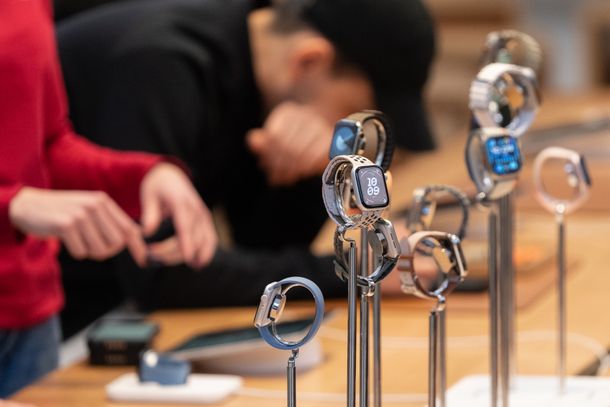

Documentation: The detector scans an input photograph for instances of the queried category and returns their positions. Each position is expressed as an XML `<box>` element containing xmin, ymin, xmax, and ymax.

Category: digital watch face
<box><xmin>329</xmin><ymin>122</ymin><xmax>358</xmax><ymax>158</ymax></box>
<box><xmin>485</xmin><ymin>135</ymin><xmax>522</xmax><ymax>175</ymax></box>
<box><xmin>355</xmin><ymin>165</ymin><xmax>389</xmax><ymax>209</ymax></box>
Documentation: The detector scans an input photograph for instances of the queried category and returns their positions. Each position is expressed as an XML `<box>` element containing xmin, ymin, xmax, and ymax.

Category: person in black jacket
<box><xmin>57</xmin><ymin>0</ymin><xmax>436</xmax><ymax>335</ymax></box>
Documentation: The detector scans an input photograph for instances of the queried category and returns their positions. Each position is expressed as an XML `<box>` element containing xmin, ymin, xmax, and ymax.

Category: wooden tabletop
<box><xmin>12</xmin><ymin>90</ymin><xmax>610</xmax><ymax>406</ymax></box>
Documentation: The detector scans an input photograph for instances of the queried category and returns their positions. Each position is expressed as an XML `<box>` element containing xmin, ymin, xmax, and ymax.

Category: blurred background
<box><xmin>54</xmin><ymin>0</ymin><xmax>610</xmax><ymax>143</ymax></box>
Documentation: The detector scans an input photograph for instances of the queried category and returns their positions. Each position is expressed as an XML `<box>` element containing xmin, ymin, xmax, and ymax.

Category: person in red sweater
<box><xmin>0</xmin><ymin>0</ymin><xmax>217</xmax><ymax>398</ymax></box>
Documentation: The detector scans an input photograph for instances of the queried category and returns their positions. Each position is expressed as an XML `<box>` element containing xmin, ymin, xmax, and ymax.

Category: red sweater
<box><xmin>0</xmin><ymin>0</ymin><xmax>161</xmax><ymax>328</ymax></box>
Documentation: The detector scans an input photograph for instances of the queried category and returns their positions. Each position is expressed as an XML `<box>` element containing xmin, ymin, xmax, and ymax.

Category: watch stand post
<box><xmin>287</xmin><ymin>349</ymin><xmax>299</xmax><ymax>407</ymax></box>
<box><xmin>348</xmin><ymin>238</ymin><xmax>358</xmax><ymax>407</ymax></box>
<box><xmin>359</xmin><ymin>227</ymin><xmax>370</xmax><ymax>407</ymax></box>
<box><xmin>555</xmin><ymin>206</ymin><xmax>567</xmax><ymax>394</ymax></box>
<box><xmin>428</xmin><ymin>296</ymin><xmax>447</xmax><ymax>407</ymax></box>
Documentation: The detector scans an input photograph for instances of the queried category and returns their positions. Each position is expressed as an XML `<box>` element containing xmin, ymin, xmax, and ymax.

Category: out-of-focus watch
<box><xmin>329</xmin><ymin>111</ymin><xmax>394</xmax><ymax>171</ymax></box>
<box><xmin>407</xmin><ymin>184</ymin><xmax>470</xmax><ymax>240</ymax></box>
<box><xmin>480</xmin><ymin>30</ymin><xmax>542</xmax><ymax>73</ymax></box>
<box><xmin>398</xmin><ymin>231</ymin><xmax>467</xmax><ymax>300</ymax></box>
<box><xmin>322</xmin><ymin>155</ymin><xmax>390</xmax><ymax>229</ymax></box>
<box><xmin>533</xmin><ymin>146</ymin><xmax>591</xmax><ymax>215</ymax></box>
<box><xmin>254</xmin><ymin>277</ymin><xmax>324</xmax><ymax>351</ymax></box>
<box><xmin>469</xmin><ymin>62</ymin><xmax>540</xmax><ymax>137</ymax></box>
<box><xmin>465</xmin><ymin>128</ymin><xmax>522</xmax><ymax>201</ymax></box>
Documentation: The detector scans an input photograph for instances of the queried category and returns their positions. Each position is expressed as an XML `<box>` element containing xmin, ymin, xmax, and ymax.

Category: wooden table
<box><xmin>12</xmin><ymin>91</ymin><xmax>610</xmax><ymax>406</ymax></box>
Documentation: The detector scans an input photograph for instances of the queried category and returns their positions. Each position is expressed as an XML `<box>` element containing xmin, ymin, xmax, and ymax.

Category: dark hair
<box><xmin>270</xmin><ymin>0</ymin><xmax>359</xmax><ymax>75</ymax></box>
<box><xmin>270</xmin><ymin>0</ymin><xmax>313</xmax><ymax>33</ymax></box>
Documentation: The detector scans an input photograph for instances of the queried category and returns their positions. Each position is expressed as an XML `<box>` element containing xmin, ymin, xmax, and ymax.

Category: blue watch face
<box><xmin>486</xmin><ymin>135</ymin><xmax>521</xmax><ymax>175</ymax></box>
<box><xmin>330</xmin><ymin>122</ymin><xmax>358</xmax><ymax>158</ymax></box>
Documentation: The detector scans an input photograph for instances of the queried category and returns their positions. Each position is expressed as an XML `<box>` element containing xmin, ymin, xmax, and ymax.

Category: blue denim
<box><xmin>0</xmin><ymin>315</ymin><xmax>60</xmax><ymax>397</ymax></box>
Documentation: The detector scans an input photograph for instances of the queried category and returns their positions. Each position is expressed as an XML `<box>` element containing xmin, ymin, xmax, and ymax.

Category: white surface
<box><xmin>448</xmin><ymin>374</ymin><xmax>610</xmax><ymax>407</ymax></box>
<box><xmin>106</xmin><ymin>373</ymin><xmax>242</xmax><ymax>404</ymax></box>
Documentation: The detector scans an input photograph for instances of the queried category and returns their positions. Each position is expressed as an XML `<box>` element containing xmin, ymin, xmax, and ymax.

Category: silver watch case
<box><xmin>254</xmin><ymin>282</ymin><xmax>285</xmax><ymax>328</ymax></box>
<box><xmin>398</xmin><ymin>231</ymin><xmax>467</xmax><ymax>301</ymax></box>
<box><xmin>533</xmin><ymin>146</ymin><xmax>591</xmax><ymax>215</ymax></box>
<box><xmin>465</xmin><ymin>128</ymin><xmax>521</xmax><ymax>201</ymax></box>
<box><xmin>322</xmin><ymin>155</ymin><xmax>389</xmax><ymax>229</ymax></box>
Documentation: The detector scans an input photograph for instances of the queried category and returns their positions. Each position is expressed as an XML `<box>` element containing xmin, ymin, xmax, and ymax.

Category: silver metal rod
<box><xmin>287</xmin><ymin>349</ymin><xmax>299</xmax><ymax>407</ymax></box>
<box><xmin>438</xmin><ymin>306</ymin><xmax>447</xmax><ymax>407</ymax></box>
<box><xmin>360</xmin><ymin>227</ymin><xmax>369</xmax><ymax>407</ymax></box>
<box><xmin>429</xmin><ymin>310</ymin><xmax>438</xmax><ymax>407</ymax></box>
<box><xmin>488</xmin><ymin>209</ymin><xmax>499</xmax><ymax>407</ymax></box>
<box><xmin>506</xmin><ymin>194</ymin><xmax>517</xmax><ymax>382</ymax></box>
<box><xmin>498</xmin><ymin>195</ymin><xmax>512</xmax><ymax>407</ymax></box>
<box><xmin>348</xmin><ymin>241</ymin><xmax>358</xmax><ymax>407</ymax></box>
<box><xmin>556</xmin><ymin>209</ymin><xmax>566</xmax><ymax>393</ymax></box>
<box><xmin>373</xmin><ymin>284</ymin><xmax>382</xmax><ymax>407</ymax></box>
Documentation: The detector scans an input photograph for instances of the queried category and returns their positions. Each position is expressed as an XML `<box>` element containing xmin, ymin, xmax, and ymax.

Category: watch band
<box><xmin>397</xmin><ymin>231</ymin><xmax>467</xmax><ymax>300</ymax></box>
<box><xmin>469</xmin><ymin>62</ymin><xmax>540</xmax><ymax>137</ymax></box>
<box><xmin>533</xmin><ymin>146</ymin><xmax>591</xmax><ymax>215</ymax></box>
<box><xmin>256</xmin><ymin>277</ymin><xmax>325</xmax><ymax>351</ymax></box>
<box><xmin>407</xmin><ymin>184</ymin><xmax>471</xmax><ymax>240</ymax></box>
<box><xmin>465</xmin><ymin>128</ymin><xmax>519</xmax><ymax>201</ymax></box>
<box><xmin>346</xmin><ymin>110</ymin><xmax>395</xmax><ymax>171</ymax></box>
<box><xmin>322</xmin><ymin>155</ymin><xmax>386</xmax><ymax>229</ymax></box>
<box><xmin>334</xmin><ymin>218</ymin><xmax>401</xmax><ymax>290</ymax></box>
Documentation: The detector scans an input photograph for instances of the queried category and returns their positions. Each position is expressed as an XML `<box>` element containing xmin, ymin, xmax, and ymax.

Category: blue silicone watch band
<box><xmin>258</xmin><ymin>277</ymin><xmax>325</xmax><ymax>351</ymax></box>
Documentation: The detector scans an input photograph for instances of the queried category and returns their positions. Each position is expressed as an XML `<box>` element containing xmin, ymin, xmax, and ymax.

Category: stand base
<box><xmin>447</xmin><ymin>375</ymin><xmax>610</xmax><ymax>407</ymax></box>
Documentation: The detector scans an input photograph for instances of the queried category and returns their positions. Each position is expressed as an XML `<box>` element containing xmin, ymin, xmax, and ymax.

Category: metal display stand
<box><xmin>359</xmin><ymin>228</ymin><xmax>370</xmax><ymax>407</ymax></box>
<box><xmin>347</xmin><ymin>237</ymin><xmax>358</xmax><ymax>407</ymax></box>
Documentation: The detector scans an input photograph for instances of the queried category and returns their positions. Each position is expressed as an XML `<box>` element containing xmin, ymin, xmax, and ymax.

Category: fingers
<box><xmin>104</xmin><ymin>198</ymin><xmax>147</xmax><ymax>267</ymax></box>
<box><xmin>0</xmin><ymin>401</ymin><xmax>37</xmax><ymax>407</ymax></box>
<box><xmin>57</xmin><ymin>192</ymin><xmax>146</xmax><ymax>265</ymax></box>
<box><xmin>147</xmin><ymin>237</ymin><xmax>183</xmax><ymax>266</ymax></box>
<box><xmin>140</xmin><ymin>190</ymin><xmax>163</xmax><ymax>237</ymax></box>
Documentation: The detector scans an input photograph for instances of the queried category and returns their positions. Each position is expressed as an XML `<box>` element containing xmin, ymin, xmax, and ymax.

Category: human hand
<box><xmin>9</xmin><ymin>187</ymin><xmax>146</xmax><ymax>265</ymax></box>
<box><xmin>0</xmin><ymin>400</ymin><xmax>36</xmax><ymax>407</ymax></box>
<box><xmin>140</xmin><ymin>163</ymin><xmax>217</xmax><ymax>269</ymax></box>
<box><xmin>247</xmin><ymin>101</ymin><xmax>333</xmax><ymax>186</ymax></box>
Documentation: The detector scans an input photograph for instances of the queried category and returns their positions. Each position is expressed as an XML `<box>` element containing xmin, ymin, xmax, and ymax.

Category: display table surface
<box><xmin>12</xmin><ymin>90</ymin><xmax>610</xmax><ymax>406</ymax></box>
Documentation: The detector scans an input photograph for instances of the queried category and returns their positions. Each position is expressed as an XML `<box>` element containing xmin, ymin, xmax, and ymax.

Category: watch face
<box><xmin>485</xmin><ymin>135</ymin><xmax>521</xmax><ymax>175</ymax></box>
<box><xmin>330</xmin><ymin>122</ymin><xmax>358</xmax><ymax>158</ymax></box>
<box><xmin>355</xmin><ymin>165</ymin><xmax>389</xmax><ymax>209</ymax></box>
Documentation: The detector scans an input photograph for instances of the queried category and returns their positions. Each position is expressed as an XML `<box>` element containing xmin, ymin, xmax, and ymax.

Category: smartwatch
<box><xmin>322</xmin><ymin>155</ymin><xmax>390</xmax><ymax>229</ymax></box>
<box><xmin>398</xmin><ymin>231</ymin><xmax>467</xmax><ymax>300</ymax></box>
<box><xmin>254</xmin><ymin>277</ymin><xmax>325</xmax><ymax>351</ymax></box>
<box><xmin>407</xmin><ymin>184</ymin><xmax>471</xmax><ymax>240</ymax></box>
<box><xmin>329</xmin><ymin>111</ymin><xmax>395</xmax><ymax>171</ymax></box>
<box><xmin>480</xmin><ymin>30</ymin><xmax>542</xmax><ymax>73</ymax></box>
<box><xmin>469</xmin><ymin>62</ymin><xmax>540</xmax><ymax>137</ymax></box>
<box><xmin>465</xmin><ymin>128</ymin><xmax>522</xmax><ymax>201</ymax></box>
<box><xmin>533</xmin><ymin>146</ymin><xmax>591</xmax><ymax>215</ymax></box>
<box><xmin>334</xmin><ymin>218</ymin><xmax>401</xmax><ymax>290</ymax></box>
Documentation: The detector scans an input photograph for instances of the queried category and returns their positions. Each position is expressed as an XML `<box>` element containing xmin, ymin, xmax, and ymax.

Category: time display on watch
<box><xmin>485</xmin><ymin>135</ymin><xmax>521</xmax><ymax>175</ymax></box>
<box><xmin>355</xmin><ymin>165</ymin><xmax>389</xmax><ymax>209</ymax></box>
<box><xmin>329</xmin><ymin>122</ymin><xmax>358</xmax><ymax>158</ymax></box>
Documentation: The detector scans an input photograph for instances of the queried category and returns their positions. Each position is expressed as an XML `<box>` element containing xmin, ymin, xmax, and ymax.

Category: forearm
<box><xmin>46</xmin><ymin>127</ymin><xmax>161</xmax><ymax>218</ymax></box>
